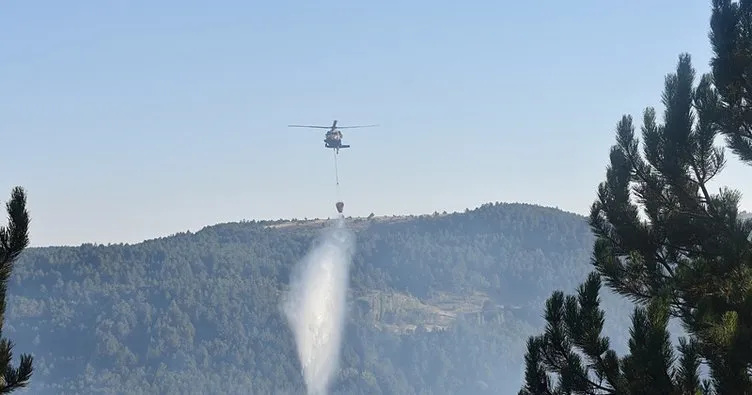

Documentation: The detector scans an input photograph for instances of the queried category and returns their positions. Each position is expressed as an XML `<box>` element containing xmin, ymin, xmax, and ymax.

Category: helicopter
<box><xmin>288</xmin><ymin>120</ymin><xmax>378</xmax><ymax>153</ymax></box>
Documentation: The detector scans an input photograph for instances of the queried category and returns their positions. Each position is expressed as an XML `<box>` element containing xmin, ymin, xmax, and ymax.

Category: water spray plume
<box><xmin>282</xmin><ymin>217</ymin><xmax>355</xmax><ymax>395</ymax></box>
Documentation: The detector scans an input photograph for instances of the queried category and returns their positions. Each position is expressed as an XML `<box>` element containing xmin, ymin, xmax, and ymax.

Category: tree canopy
<box><xmin>519</xmin><ymin>2</ymin><xmax>752</xmax><ymax>393</ymax></box>
<box><xmin>0</xmin><ymin>187</ymin><xmax>34</xmax><ymax>393</ymax></box>
<box><xmin>6</xmin><ymin>203</ymin><xmax>637</xmax><ymax>394</ymax></box>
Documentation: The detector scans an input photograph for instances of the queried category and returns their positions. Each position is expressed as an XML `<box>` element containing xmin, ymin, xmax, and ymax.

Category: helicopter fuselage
<box><xmin>288</xmin><ymin>120</ymin><xmax>376</xmax><ymax>152</ymax></box>
<box><xmin>324</xmin><ymin>130</ymin><xmax>350</xmax><ymax>150</ymax></box>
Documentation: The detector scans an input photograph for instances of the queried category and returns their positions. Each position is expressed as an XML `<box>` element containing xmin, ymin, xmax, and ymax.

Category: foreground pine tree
<box><xmin>588</xmin><ymin>55</ymin><xmax>751</xmax><ymax>394</ymax></box>
<box><xmin>710</xmin><ymin>0</ymin><xmax>752</xmax><ymax>165</ymax></box>
<box><xmin>518</xmin><ymin>273</ymin><xmax>710</xmax><ymax>395</ymax></box>
<box><xmin>0</xmin><ymin>187</ymin><xmax>33</xmax><ymax>392</ymax></box>
<box><xmin>519</xmin><ymin>7</ymin><xmax>752</xmax><ymax>391</ymax></box>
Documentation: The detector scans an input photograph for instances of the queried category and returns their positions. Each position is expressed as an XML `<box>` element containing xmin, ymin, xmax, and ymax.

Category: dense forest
<box><xmin>5</xmin><ymin>202</ymin><xmax>643</xmax><ymax>394</ymax></box>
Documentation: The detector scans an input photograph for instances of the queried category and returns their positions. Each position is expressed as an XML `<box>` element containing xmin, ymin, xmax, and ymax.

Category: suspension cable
<box><xmin>333</xmin><ymin>149</ymin><xmax>341</xmax><ymax>195</ymax></box>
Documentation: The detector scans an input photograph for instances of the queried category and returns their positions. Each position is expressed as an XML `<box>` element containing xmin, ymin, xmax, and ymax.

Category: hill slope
<box><xmin>6</xmin><ymin>202</ymin><xmax>635</xmax><ymax>394</ymax></box>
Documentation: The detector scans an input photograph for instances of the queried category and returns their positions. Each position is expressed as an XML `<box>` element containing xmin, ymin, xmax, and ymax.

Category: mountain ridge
<box><xmin>3</xmin><ymin>201</ymin><xmax>656</xmax><ymax>394</ymax></box>
<box><xmin>40</xmin><ymin>202</ymin><xmax>585</xmax><ymax>249</ymax></box>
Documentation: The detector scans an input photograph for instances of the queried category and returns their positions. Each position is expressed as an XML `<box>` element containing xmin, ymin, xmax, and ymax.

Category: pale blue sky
<box><xmin>1</xmin><ymin>0</ymin><xmax>749</xmax><ymax>246</ymax></box>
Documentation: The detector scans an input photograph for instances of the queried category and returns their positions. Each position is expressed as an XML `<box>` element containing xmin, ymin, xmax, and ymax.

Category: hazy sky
<box><xmin>2</xmin><ymin>0</ymin><xmax>750</xmax><ymax>246</ymax></box>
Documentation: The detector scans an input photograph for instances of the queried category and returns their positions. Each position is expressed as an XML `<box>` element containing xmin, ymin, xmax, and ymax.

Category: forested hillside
<box><xmin>6</xmin><ymin>202</ymin><xmax>637</xmax><ymax>394</ymax></box>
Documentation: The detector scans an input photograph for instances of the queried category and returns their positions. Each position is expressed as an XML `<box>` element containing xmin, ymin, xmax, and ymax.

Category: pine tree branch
<box><xmin>0</xmin><ymin>188</ymin><xmax>33</xmax><ymax>393</ymax></box>
<box><xmin>535</xmin><ymin>283</ymin><xmax>620</xmax><ymax>394</ymax></box>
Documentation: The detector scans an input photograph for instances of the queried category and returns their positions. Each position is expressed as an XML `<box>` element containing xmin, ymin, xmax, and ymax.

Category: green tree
<box><xmin>587</xmin><ymin>54</ymin><xmax>751</xmax><ymax>393</ymax></box>
<box><xmin>709</xmin><ymin>0</ymin><xmax>752</xmax><ymax>165</ymax></box>
<box><xmin>0</xmin><ymin>187</ymin><xmax>33</xmax><ymax>392</ymax></box>
<box><xmin>518</xmin><ymin>272</ymin><xmax>709</xmax><ymax>395</ymax></box>
<box><xmin>520</xmin><ymin>19</ymin><xmax>752</xmax><ymax>393</ymax></box>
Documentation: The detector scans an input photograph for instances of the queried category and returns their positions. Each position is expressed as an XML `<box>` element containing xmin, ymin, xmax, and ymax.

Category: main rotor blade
<box><xmin>337</xmin><ymin>124</ymin><xmax>379</xmax><ymax>129</ymax></box>
<box><xmin>287</xmin><ymin>125</ymin><xmax>332</xmax><ymax>129</ymax></box>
